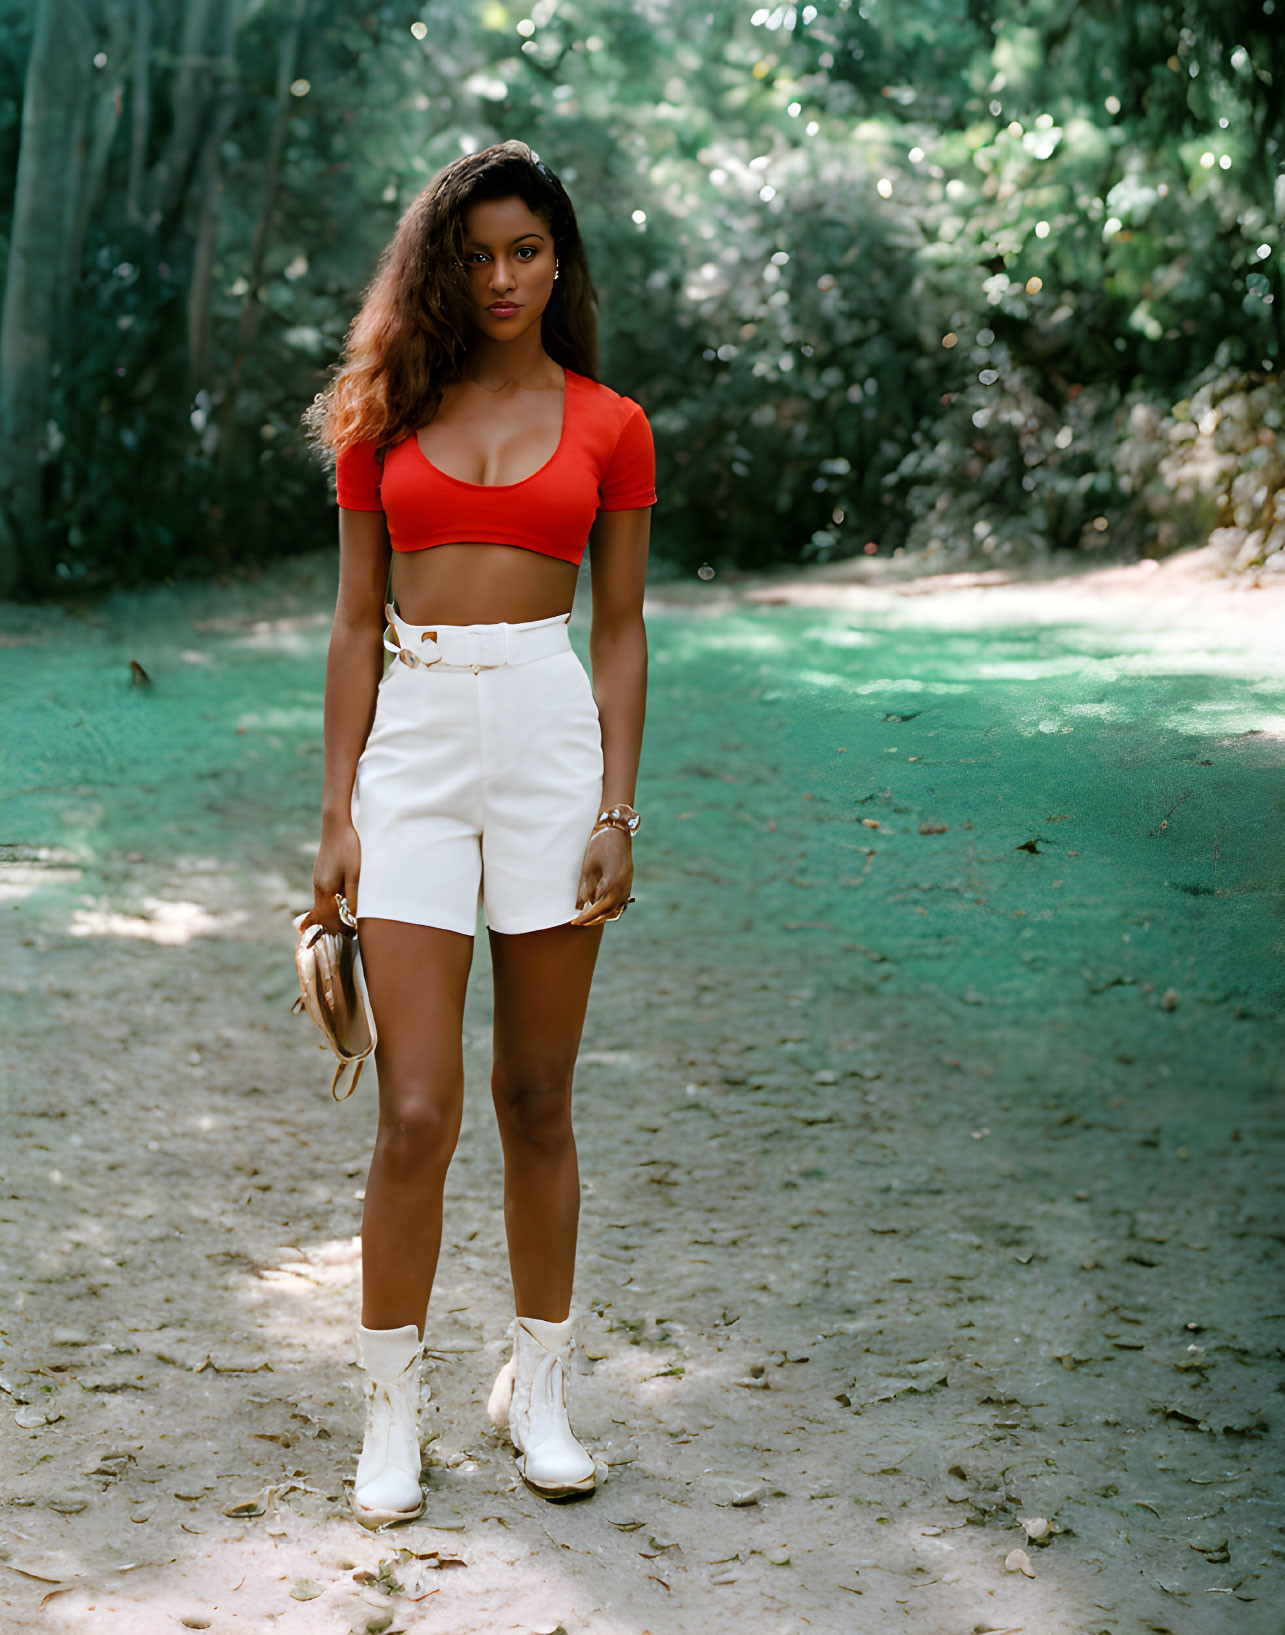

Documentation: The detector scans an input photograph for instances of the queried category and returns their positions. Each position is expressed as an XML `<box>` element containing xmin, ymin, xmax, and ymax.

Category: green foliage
<box><xmin>2</xmin><ymin>0</ymin><xmax>1281</xmax><ymax>592</ymax></box>
<box><xmin>1123</xmin><ymin>367</ymin><xmax>1285</xmax><ymax>570</ymax></box>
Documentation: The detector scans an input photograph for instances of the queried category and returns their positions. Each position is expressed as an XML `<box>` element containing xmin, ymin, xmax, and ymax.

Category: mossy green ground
<box><xmin>1</xmin><ymin>551</ymin><xmax>1282</xmax><ymax>1632</ymax></box>
<box><xmin>6</xmin><ymin>551</ymin><xmax>1280</xmax><ymax>1096</ymax></box>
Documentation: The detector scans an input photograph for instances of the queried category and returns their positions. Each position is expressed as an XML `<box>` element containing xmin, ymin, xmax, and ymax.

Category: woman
<box><xmin>300</xmin><ymin>139</ymin><xmax>654</xmax><ymax>1527</ymax></box>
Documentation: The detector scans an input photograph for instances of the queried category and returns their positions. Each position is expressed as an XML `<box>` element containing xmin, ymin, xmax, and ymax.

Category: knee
<box><xmin>373</xmin><ymin>1087</ymin><xmax>460</xmax><ymax>1182</ymax></box>
<box><xmin>493</xmin><ymin>1070</ymin><xmax>573</xmax><ymax>1153</ymax></box>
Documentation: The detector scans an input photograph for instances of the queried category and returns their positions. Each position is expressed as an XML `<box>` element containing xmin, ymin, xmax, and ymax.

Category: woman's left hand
<box><xmin>570</xmin><ymin>827</ymin><xmax>634</xmax><ymax>926</ymax></box>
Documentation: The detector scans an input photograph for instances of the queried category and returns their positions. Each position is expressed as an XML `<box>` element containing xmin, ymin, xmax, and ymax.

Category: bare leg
<box><xmin>488</xmin><ymin>920</ymin><xmax>605</xmax><ymax>1322</ymax></box>
<box><xmin>357</xmin><ymin>918</ymin><xmax>474</xmax><ymax>1335</ymax></box>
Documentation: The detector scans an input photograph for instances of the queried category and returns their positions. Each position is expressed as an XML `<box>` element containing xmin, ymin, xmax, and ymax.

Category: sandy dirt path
<box><xmin>1</xmin><ymin>546</ymin><xmax>1282</xmax><ymax>1634</ymax></box>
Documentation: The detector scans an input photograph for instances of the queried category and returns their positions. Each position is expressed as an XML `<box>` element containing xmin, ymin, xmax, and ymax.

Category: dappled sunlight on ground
<box><xmin>254</xmin><ymin>1237</ymin><xmax>363</xmax><ymax>1312</ymax></box>
<box><xmin>0</xmin><ymin>853</ymin><xmax>84</xmax><ymax>903</ymax></box>
<box><xmin>67</xmin><ymin>897</ymin><xmax>242</xmax><ymax>945</ymax></box>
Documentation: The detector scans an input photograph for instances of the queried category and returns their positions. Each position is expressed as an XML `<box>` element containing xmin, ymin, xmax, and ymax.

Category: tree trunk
<box><xmin>216</xmin><ymin>0</ymin><xmax>308</xmax><ymax>473</ymax></box>
<box><xmin>0</xmin><ymin>0</ymin><xmax>93</xmax><ymax>597</ymax></box>
<box><xmin>71</xmin><ymin>0</ymin><xmax>135</xmax><ymax>275</ymax></box>
<box><xmin>145</xmin><ymin>0</ymin><xmax>228</xmax><ymax>234</ymax></box>
<box><xmin>188</xmin><ymin>87</ymin><xmax>240</xmax><ymax>384</ymax></box>
<box><xmin>126</xmin><ymin>0</ymin><xmax>150</xmax><ymax>223</ymax></box>
<box><xmin>187</xmin><ymin>0</ymin><xmax>240</xmax><ymax>376</ymax></box>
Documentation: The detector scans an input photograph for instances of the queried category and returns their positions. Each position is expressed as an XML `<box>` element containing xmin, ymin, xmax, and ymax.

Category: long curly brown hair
<box><xmin>303</xmin><ymin>139</ymin><xmax>599</xmax><ymax>461</ymax></box>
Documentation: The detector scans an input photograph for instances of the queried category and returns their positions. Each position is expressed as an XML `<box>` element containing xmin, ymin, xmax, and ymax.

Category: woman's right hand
<box><xmin>300</xmin><ymin>819</ymin><xmax>361</xmax><ymax>933</ymax></box>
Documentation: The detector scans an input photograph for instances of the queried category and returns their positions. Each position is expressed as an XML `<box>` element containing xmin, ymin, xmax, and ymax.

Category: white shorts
<box><xmin>350</xmin><ymin>606</ymin><xmax>604</xmax><ymax>935</ymax></box>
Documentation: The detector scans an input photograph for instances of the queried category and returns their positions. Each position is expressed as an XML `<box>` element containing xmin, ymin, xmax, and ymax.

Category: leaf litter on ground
<box><xmin>353</xmin><ymin>1547</ymin><xmax>467</xmax><ymax>1601</ymax></box>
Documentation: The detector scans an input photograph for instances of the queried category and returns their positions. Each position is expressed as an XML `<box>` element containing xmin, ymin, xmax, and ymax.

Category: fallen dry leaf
<box><xmin>220</xmin><ymin>1478</ymin><xmax>313</xmax><ymax>1518</ymax></box>
<box><xmin>355</xmin><ymin>1549</ymin><xmax>467</xmax><ymax>1601</ymax></box>
<box><xmin>1189</xmin><ymin>1539</ymin><xmax>1230</xmax><ymax>1564</ymax></box>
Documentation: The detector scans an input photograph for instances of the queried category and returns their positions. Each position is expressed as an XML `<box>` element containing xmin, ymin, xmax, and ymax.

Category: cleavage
<box><xmin>417</xmin><ymin>379</ymin><xmax>565</xmax><ymax>486</ymax></box>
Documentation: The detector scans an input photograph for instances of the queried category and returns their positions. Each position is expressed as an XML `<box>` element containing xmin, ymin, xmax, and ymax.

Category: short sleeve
<box><xmin>335</xmin><ymin>438</ymin><xmax>384</xmax><ymax>511</ymax></box>
<box><xmin>597</xmin><ymin>400</ymin><xmax>657</xmax><ymax>511</ymax></box>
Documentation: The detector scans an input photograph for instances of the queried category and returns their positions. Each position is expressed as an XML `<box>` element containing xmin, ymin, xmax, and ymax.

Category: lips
<box><xmin>488</xmin><ymin>303</ymin><xmax>521</xmax><ymax>314</ymax></box>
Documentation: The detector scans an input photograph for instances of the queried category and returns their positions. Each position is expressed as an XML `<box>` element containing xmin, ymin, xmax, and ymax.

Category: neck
<box><xmin>462</xmin><ymin>330</ymin><xmax>561</xmax><ymax>392</ymax></box>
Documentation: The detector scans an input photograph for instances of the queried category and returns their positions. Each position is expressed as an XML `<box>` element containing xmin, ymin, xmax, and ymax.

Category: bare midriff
<box><xmin>389</xmin><ymin>543</ymin><xmax>579</xmax><ymax>628</ymax></box>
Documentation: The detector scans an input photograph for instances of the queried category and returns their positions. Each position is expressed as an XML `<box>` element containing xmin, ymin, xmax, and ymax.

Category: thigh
<box><xmin>359</xmin><ymin>919</ymin><xmax>474</xmax><ymax>1117</ymax></box>
<box><xmin>488</xmin><ymin>921</ymin><xmax>605</xmax><ymax>1086</ymax></box>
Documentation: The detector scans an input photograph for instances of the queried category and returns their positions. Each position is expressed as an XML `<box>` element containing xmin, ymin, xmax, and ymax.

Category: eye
<box><xmin>466</xmin><ymin>246</ymin><xmax>539</xmax><ymax>264</ymax></box>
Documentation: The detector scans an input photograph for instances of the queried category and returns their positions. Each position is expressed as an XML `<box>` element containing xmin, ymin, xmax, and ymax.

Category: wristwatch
<box><xmin>593</xmin><ymin>803</ymin><xmax>641</xmax><ymax>838</ymax></box>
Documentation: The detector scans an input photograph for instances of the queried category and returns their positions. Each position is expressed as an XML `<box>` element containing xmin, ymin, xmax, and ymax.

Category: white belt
<box><xmin>383</xmin><ymin>603</ymin><xmax>572</xmax><ymax>670</ymax></box>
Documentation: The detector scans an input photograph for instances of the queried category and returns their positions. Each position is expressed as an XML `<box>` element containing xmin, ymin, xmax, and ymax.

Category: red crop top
<box><xmin>334</xmin><ymin>367</ymin><xmax>656</xmax><ymax>566</ymax></box>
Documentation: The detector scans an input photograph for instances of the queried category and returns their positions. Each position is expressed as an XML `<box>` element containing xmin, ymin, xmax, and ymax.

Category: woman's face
<box><xmin>461</xmin><ymin>194</ymin><xmax>556</xmax><ymax>338</ymax></box>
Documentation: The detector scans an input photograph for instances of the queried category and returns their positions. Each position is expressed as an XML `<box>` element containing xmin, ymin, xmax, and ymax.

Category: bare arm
<box><xmin>301</xmin><ymin>508</ymin><xmax>391</xmax><ymax>931</ymax></box>
<box><xmin>570</xmin><ymin>505</ymin><xmax>650</xmax><ymax>926</ymax></box>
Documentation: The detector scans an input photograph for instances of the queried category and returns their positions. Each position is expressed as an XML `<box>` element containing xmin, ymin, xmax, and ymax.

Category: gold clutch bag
<box><xmin>291</xmin><ymin>895</ymin><xmax>377</xmax><ymax>1101</ymax></box>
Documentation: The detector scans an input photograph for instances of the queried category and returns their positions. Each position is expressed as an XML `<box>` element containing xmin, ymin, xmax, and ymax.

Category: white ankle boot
<box><xmin>351</xmin><ymin>1323</ymin><xmax>426</xmax><ymax>1528</ymax></box>
<box><xmin>487</xmin><ymin>1313</ymin><xmax>597</xmax><ymax>1499</ymax></box>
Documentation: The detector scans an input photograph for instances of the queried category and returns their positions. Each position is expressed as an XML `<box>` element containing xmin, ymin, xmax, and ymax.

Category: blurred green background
<box><xmin>0</xmin><ymin>0</ymin><xmax>1281</xmax><ymax>596</ymax></box>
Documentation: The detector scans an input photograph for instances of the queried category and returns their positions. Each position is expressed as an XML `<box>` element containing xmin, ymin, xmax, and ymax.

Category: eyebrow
<box><xmin>464</xmin><ymin>232</ymin><xmax>545</xmax><ymax>247</ymax></box>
